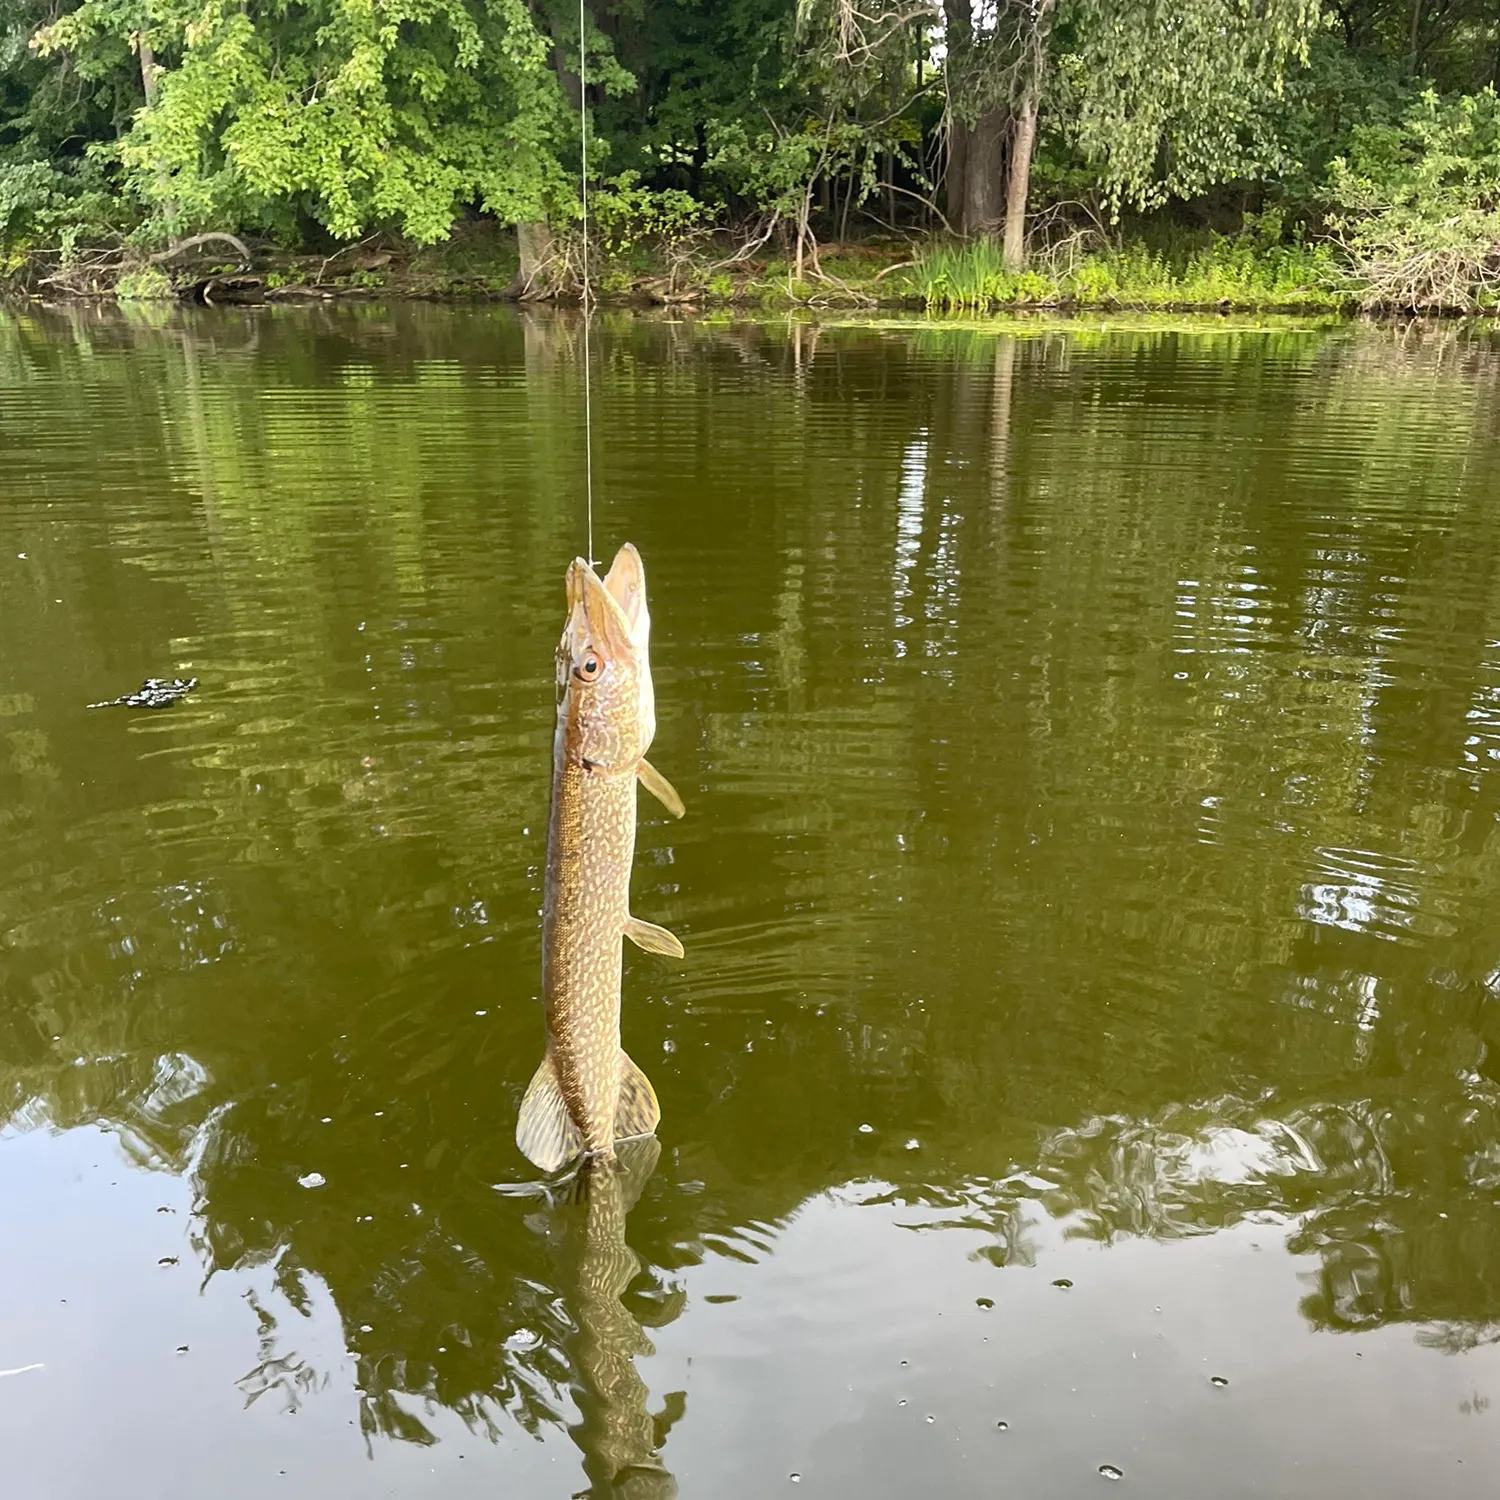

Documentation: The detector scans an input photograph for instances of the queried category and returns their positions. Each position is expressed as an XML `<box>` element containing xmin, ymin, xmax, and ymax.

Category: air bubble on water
<box><xmin>858</xmin><ymin>1124</ymin><xmax>874</xmax><ymax>1134</ymax></box>
<box><xmin>996</xmin><ymin>1421</ymin><xmax>1009</xmax><ymax>1431</ymax></box>
<box><xmin>898</xmin><ymin>1399</ymin><xmax>908</xmax><ymax>1407</ymax></box>
<box><xmin>900</xmin><ymin>1359</ymin><xmax>909</xmax><ymax>1367</ymax></box>
<box><xmin>321</xmin><ymin>1117</ymin><xmax>333</xmax><ymax>1124</ymax></box>
<box><xmin>789</xmin><ymin>1474</ymin><xmax>801</xmax><ymax>1484</ymax></box>
<box><xmin>475</xmin><ymin>1010</ymin><xmax>487</xmax><ymax>1017</ymax></box>
<box><xmin>905</xmin><ymin>1138</ymin><xmax>920</xmax><ymax>1151</ymax></box>
<box><xmin>925</xmin><ymin>1415</ymin><xmax>935</xmax><ymax>1425</ymax></box>
<box><xmin>176</xmin><ymin>1345</ymin><xmax>189</xmax><ymax>1355</ymax></box>
<box><xmin>1210</xmin><ymin>1376</ymin><xmax>1229</xmax><ymax>1387</ymax></box>
<box><xmin>298</xmin><ymin>1172</ymin><xmax>326</xmax><ymax>1189</ymax></box>
<box><xmin>1053</xmin><ymin>1278</ymin><xmax>1073</xmax><ymax>1289</ymax></box>
<box><xmin>976</xmin><ymin>1297</ymin><xmax>994</xmax><ymax>1309</ymax></box>
<box><xmin>1099</xmin><ymin>1465</ymin><xmax>1124</xmax><ymax>1481</ymax></box>
<box><xmin>360</xmin><ymin>1324</ymin><xmax>373</xmax><ymax>1333</ymax></box>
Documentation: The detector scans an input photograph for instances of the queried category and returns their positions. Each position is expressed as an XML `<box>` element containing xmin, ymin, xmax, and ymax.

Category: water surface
<box><xmin>2</xmin><ymin>305</ymin><xmax>1499</xmax><ymax>1497</ymax></box>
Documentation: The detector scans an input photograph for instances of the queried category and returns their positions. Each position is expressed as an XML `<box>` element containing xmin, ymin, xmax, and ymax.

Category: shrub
<box><xmin>1326</xmin><ymin>88</ymin><xmax>1500</xmax><ymax>310</ymax></box>
<box><xmin>114</xmin><ymin>265</ymin><xmax>174</xmax><ymax>301</ymax></box>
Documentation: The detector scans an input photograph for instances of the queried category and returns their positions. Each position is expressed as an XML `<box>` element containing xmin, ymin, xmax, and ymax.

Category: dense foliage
<box><xmin>1</xmin><ymin>0</ymin><xmax>1499</xmax><ymax>304</ymax></box>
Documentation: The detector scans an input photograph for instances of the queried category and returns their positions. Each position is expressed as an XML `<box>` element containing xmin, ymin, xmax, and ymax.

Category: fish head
<box><xmin>556</xmin><ymin>542</ymin><xmax>656</xmax><ymax>770</ymax></box>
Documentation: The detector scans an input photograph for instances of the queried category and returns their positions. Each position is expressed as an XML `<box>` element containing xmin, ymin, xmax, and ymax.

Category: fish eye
<box><xmin>575</xmin><ymin>653</ymin><xmax>602</xmax><ymax>683</ymax></box>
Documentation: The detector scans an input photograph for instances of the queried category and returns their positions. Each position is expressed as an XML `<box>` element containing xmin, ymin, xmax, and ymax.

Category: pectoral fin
<box><xmin>615</xmin><ymin>1048</ymin><xmax>661</xmax><ymax>1141</ymax></box>
<box><xmin>515</xmin><ymin>1052</ymin><xmax>583</xmax><ymax>1174</ymax></box>
<box><xmin>625</xmin><ymin>915</ymin><xmax>685</xmax><ymax>959</ymax></box>
<box><xmin>637</xmin><ymin>758</ymin><xmax>685</xmax><ymax>818</ymax></box>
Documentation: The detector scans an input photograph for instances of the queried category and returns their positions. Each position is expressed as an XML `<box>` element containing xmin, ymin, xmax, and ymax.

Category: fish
<box><xmin>516</xmin><ymin>543</ymin><xmax>686</xmax><ymax>1174</ymax></box>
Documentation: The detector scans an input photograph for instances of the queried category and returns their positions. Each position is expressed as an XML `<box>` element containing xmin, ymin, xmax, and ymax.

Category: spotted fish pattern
<box><xmin>516</xmin><ymin>544</ymin><xmax>685</xmax><ymax>1174</ymax></box>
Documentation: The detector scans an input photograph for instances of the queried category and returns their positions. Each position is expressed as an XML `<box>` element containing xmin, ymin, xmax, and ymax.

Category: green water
<box><xmin>2</xmin><ymin>304</ymin><xmax>1499</xmax><ymax>1498</ymax></box>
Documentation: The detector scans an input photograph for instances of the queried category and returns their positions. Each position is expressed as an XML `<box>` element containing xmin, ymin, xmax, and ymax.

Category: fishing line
<box><xmin>578</xmin><ymin>0</ymin><xmax>595</xmax><ymax>567</ymax></box>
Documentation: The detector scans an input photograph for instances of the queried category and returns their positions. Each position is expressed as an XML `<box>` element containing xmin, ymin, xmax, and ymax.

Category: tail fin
<box><xmin>516</xmin><ymin>1052</ymin><xmax>583</xmax><ymax>1173</ymax></box>
<box><xmin>616</xmin><ymin>1048</ymin><xmax>661</xmax><ymax>1142</ymax></box>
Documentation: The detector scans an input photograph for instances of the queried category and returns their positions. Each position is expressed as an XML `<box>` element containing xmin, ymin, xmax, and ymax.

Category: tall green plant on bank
<box><xmin>918</xmin><ymin>231</ymin><xmax>1340</xmax><ymax>311</ymax></box>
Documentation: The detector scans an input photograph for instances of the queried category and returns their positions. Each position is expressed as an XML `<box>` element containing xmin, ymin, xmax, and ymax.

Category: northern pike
<box><xmin>516</xmin><ymin>543</ymin><xmax>685</xmax><ymax>1174</ymax></box>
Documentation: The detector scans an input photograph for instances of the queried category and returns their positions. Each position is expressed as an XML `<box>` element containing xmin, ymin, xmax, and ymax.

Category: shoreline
<box><xmin>5</xmin><ymin>236</ymin><xmax>1485</xmax><ymax>321</ymax></box>
<box><xmin>4</xmin><ymin>243</ymin><xmax>1494</xmax><ymax>324</ymax></box>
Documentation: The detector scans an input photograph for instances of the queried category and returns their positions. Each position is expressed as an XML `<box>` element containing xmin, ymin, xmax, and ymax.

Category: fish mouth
<box><xmin>564</xmin><ymin>544</ymin><xmax>649</xmax><ymax>659</ymax></box>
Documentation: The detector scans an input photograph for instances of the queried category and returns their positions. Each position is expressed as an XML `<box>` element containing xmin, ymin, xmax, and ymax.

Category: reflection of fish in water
<box><xmin>559</xmin><ymin>1137</ymin><xmax>683</xmax><ymax>1500</ymax></box>
<box><xmin>516</xmin><ymin>544</ymin><xmax>685</xmax><ymax>1174</ymax></box>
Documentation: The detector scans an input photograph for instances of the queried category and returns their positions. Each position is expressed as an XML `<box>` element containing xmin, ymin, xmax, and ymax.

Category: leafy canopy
<box><xmin>32</xmin><ymin>0</ymin><xmax>594</xmax><ymax>243</ymax></box>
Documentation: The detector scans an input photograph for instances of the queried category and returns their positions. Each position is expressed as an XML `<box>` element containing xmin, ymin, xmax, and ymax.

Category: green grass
<box><xmin>918</xmin><ymin>236</ymin><xmax>1348</xmax><ymax>314</ymax></box>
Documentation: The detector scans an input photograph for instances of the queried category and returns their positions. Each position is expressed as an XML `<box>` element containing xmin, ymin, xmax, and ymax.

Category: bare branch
<box><xmin>149</xmin><ymin>232</ymin><xmax>252</xmax><ymax>265</ymax></box>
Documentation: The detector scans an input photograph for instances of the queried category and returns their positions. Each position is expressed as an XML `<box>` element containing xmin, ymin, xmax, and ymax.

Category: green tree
<box><xmin>31</xmin><ymin>0</ymin><xmax>586</xmax><ymax>245</ymax></box>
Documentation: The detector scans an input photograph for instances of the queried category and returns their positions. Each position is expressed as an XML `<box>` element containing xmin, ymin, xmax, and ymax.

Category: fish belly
<box><xmin>546</xmin><ymin>766</ymin><xmax>636</xmax><ymax>1156</ymax></box>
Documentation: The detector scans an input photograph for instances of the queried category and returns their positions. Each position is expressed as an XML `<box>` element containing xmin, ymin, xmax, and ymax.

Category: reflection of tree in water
<box><xmin>922</xmin><ymin>1079</ymin><xmax>1500</xmax><ymax>1338</ymax></box>
<box><xmin>7</xmin><ymin>308</ymin><xmax>1500</xmax><ymax>1477</ymax></box>
<box><xmin>193</xmin><ymin>1097</ymin><xmax>693</xmax><ymax>1483</ymax></box>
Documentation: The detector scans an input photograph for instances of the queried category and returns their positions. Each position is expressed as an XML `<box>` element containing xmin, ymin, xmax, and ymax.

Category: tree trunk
<box><xmin>1002</xmin><ymin>95</ymin><xmax>1038</xmax><ymax>271</ymax></box>
<box><xmin>965</xmin><ymin>107</ymin><xmax>1005</xmax><ymax>239</ymax></box>
<box><xmin>946</xmin><ymin>120</ymin><xmax>969</xmax><ymax>234</ymax></box>
<box><xmin>513</xmin><ymin>221</ymin><xmax>555</xmax><ymax>297</ymax></box>
<box><xmin>135</xmin><ymin>30</ymin><xmax>159</xmax><ymax>105</ymax></box>
<box><xmin>942</xmin><ymin>0</ymin><xmax>973</xmax><ymax>234</ymax></box>
<box><xmin>549</xmin><ymin>16</ymin><xmax>583</xmax><ymax>110</ymax></box>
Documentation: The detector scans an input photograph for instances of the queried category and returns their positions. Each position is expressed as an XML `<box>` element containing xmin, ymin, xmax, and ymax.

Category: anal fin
<box><xmin>615</xmin><ymin>1048</ymin><xmax>661</xmax><ymax>1142</ymax></box>
<box><xmin>625</xmin><ymin>915</ymin><xmax>684</xmax><ymax>959</ymax></box>
<box><xmin>637</xmin><ymin>759</ymin><xmax>685</xmax><ymax>818</ymax></box>
<box><xmin>516</xmin><ymin>1052</ymin><xmax>583</xmax><ymax>1173</ymax></box>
